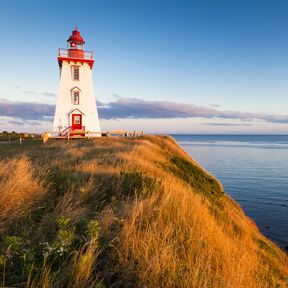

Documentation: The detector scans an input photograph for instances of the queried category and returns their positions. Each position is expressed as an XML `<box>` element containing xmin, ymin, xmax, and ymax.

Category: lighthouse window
<box><xmin>73</xmin><ymin>91</ymin><xmax>80</xmax><ymax>105</ymax></box>
<box><xmin>74</xmin><ymin>116</ymin><xmax>81</xmax><ymax>124</ymax></box>
<box><xmin>73</xmin><ymin>66</ymin><xmax>79</xmax><ymax>81</ymax></box>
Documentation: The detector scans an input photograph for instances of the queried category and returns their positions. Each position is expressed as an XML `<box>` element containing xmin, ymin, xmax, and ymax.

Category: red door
<box><xmin>72</xmin><ymin>114</ymin><xmax>82</xmax><ymax>129</ymax></box>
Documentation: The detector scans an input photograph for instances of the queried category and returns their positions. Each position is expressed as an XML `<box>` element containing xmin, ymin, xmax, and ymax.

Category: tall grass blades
<box><xmin>0</xmin><ymin>136</ymin><xmax>286</xmax><ymax>287</ymax></box>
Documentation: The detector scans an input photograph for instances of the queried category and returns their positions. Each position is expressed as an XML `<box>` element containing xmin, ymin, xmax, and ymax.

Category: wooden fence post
<box><xmin>43</xmin><ymin>132</ymin><xmax>49</xmax><ymax>143</ymax></box>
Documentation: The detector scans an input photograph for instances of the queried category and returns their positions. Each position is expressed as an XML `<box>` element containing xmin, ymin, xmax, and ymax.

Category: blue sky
<box><xmin>0</xmin><ymin>0</ymin><xmax>288</xmax><ymax>133</ymax></box>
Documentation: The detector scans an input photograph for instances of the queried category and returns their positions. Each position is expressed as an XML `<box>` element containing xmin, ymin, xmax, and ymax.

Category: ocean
<box><xmin>172</xmin><ymin>134</ymin><xmax>288</xmax><ymax>250</ymax></box>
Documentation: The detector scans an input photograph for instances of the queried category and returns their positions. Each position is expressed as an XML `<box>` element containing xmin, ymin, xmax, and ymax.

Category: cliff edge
<box><xmin>0</xmin><ymin>136</ymin><xmax>287</xmax><ymax>287</ymax></box>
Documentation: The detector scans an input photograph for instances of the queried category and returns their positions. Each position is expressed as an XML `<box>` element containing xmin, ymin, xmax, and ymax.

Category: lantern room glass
<box><xmin>68</xmin><ymin>41</ymin><xmax>83</xmax><ymax>50</ymax></box>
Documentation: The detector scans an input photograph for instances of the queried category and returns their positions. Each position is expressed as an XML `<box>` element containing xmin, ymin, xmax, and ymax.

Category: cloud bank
<box><xmin>0</xmin><ymin>99</ymin><xmax>54</xmax><ymax>121</ymax></box>
<box><xmin>98</xmin><ymin>98</ymin><xmax>288</xmax><ymax>124</ymax></box>
<box><xmin>0</xmin><ymin>97</ymin><xmax>288</xmax><ymax>125</ymax></box>
<box><xmin>203</xmin><ymin>122</ymin><xmax>252</xmax><ymax>127</ymax></box>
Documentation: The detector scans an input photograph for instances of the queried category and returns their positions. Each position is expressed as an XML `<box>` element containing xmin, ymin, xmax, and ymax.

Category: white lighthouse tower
<box><xmin>52</xmin><ymin>28</ymin><xmax>101</xmax><ymax>137</ymax></box>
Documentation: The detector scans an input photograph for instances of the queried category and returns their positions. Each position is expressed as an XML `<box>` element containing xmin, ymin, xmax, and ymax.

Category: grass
<box><xmin>0</xmin><ymin>135</ymin><xmax>287</xmax><ymax>287</ymax></box>
<box><xmin>169</xmin><ymin>155</ymin><xmax>223</xmax><ymax>199</ymax></box>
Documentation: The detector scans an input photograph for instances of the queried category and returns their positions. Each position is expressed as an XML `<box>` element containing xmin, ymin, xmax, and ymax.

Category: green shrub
<box><xmin>257</xmin><ymin>239</ymin><xmax>277</xmax><ymax>256</ymax></box>
<box><xmin>120</xmin><ymin>171</ymin><xmax>158</xmax><ymax>197</ymax></box>
<box><xmin>87</xmin><ymin>220</ymin><xmax>100</xmax><ymax>243</ymax></box>
<box><xmin>52</xmin><ymin>217</ymin><xmax>76</xmax><ymax>256</ymax></box>
<box><xmin>3</xmin><ymin>236</ymin><xmax>22</xmax><ymax>252</ymax></box>
<box><xmin>169</xmin><ymin>156</ymin><xmax>223</xmax><ymax>201</ymax></box>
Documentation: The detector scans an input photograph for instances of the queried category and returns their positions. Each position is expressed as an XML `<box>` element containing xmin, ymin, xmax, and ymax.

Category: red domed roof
<box><xmin>67</xmin><ymin>28</ymin><xmax>85</xmax><ymax>44</ymax></box>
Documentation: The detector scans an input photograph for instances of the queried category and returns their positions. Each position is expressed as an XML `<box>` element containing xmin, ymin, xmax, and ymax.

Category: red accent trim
<box><xmin>68</xmin><ymin>49</ymin><xmax>84</xmax><ymax>58</ymax></box>
<box><xmin>69</xmin><ymin>127</ymin><xmax>85</xmax><ymax>137</ymax></box>
<box><xmin>68</xmin><ymin>108</ymin><xmax>85</xmax><ymax>115</ymax></box>
<box><xmin>70</xmin><ymin>113</ymin><xmax>85</xmax><ymax>136</ymax></box>
<box><xmin>58</xmin><ymin>57</ymin><xmax>94</xmax><ymax>69</ymax></box>
<box><xmin>71</xmin><ymin>86</ymin><xmax>81</xmax><ymax>92</ymax></box>
<box><xmin>67</xmin><ymin>29</ymin><xmax>85</xmax><ymax>44</ymax></box>
<box><xmin>72</xmin><ymin>114</ymin><xmax>82</xmax><ymax>129</ymax></box>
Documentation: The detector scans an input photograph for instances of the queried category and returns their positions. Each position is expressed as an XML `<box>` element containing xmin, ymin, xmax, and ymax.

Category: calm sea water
<box><xmin>172</xmin><ymin>134</ymin><xmax>288</xmax><ymax>250</ymax></box>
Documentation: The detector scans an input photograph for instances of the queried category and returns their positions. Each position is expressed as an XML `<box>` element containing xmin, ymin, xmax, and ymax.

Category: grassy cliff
<box><xmin>0</xmin><ymin>136</ymin><xmax>287</xmax><ymax>287</ymax></box>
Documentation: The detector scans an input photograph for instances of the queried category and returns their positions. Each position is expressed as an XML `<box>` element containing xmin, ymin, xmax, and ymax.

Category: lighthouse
<box><xmin>52</xmin><ymin>28</ymin><xmax>101</xmax><ymax>137</ymax></box>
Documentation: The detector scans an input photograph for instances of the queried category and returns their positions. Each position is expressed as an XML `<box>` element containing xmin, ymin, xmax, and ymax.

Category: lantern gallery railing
<box><xmin>58</xmin><ymin>48</ymin><xmax>94</xmax><ymax>60</ymax></box>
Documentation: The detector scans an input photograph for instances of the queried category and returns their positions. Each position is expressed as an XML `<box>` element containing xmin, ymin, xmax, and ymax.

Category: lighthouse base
<box><xmin>62</xmin><ymin>126</ymin><xmax>86</xmax><ymax>137</ymax></box>
<box><xmin>43</xmin><ymin>131</ymin><xmax>104</xmax><ymax>143</ymax></box>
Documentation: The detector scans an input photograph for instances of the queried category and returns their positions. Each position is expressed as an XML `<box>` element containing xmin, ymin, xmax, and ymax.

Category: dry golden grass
<box><xmin>0</xmin><ymin>136</ymin><xmax>287</xmax><ymax>287</ymax></box>
<box><xmin>0</xmin><ymin>156</ymin><xmax>47</xmax><ymax>232</ymax></box>
<box><xmin>120</xmin><ymin>182</ymin><xmax>257</xmax><ymax>287</ymax></box>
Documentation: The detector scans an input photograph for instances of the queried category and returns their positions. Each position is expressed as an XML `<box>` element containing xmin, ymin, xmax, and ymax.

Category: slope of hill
<box><xmin>0</xmin><ymin>136</ymin><xmax>287</xmax><ymax>287</ymax></box>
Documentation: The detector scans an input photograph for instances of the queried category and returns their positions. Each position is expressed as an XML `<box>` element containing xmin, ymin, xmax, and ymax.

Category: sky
<box><xmin>0</xmin><ymin>0</ymin><xmax>288</xmax><ymax>134</ymax></box>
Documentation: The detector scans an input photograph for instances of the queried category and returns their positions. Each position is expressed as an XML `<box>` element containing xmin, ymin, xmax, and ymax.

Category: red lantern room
<box><xmin>67</xmin><ymin>28</ymin><xmax>85</xmax><ymax>58</ymax></box>
<box><xmin>58</xmin><ymin>27</ymin><xmax>94</xmax><ymax>69</ymax></box>
<box><xmin>68</xmin><ymin>28</ymin><xmax>85</xmax><ymax>48</ymax></box>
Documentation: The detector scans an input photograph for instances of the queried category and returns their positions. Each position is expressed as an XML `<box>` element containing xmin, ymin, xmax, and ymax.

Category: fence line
<box><xmin>43</xmin><ymin>130</ymin><xmax>145</xmax><ymax>143</ymax></box>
